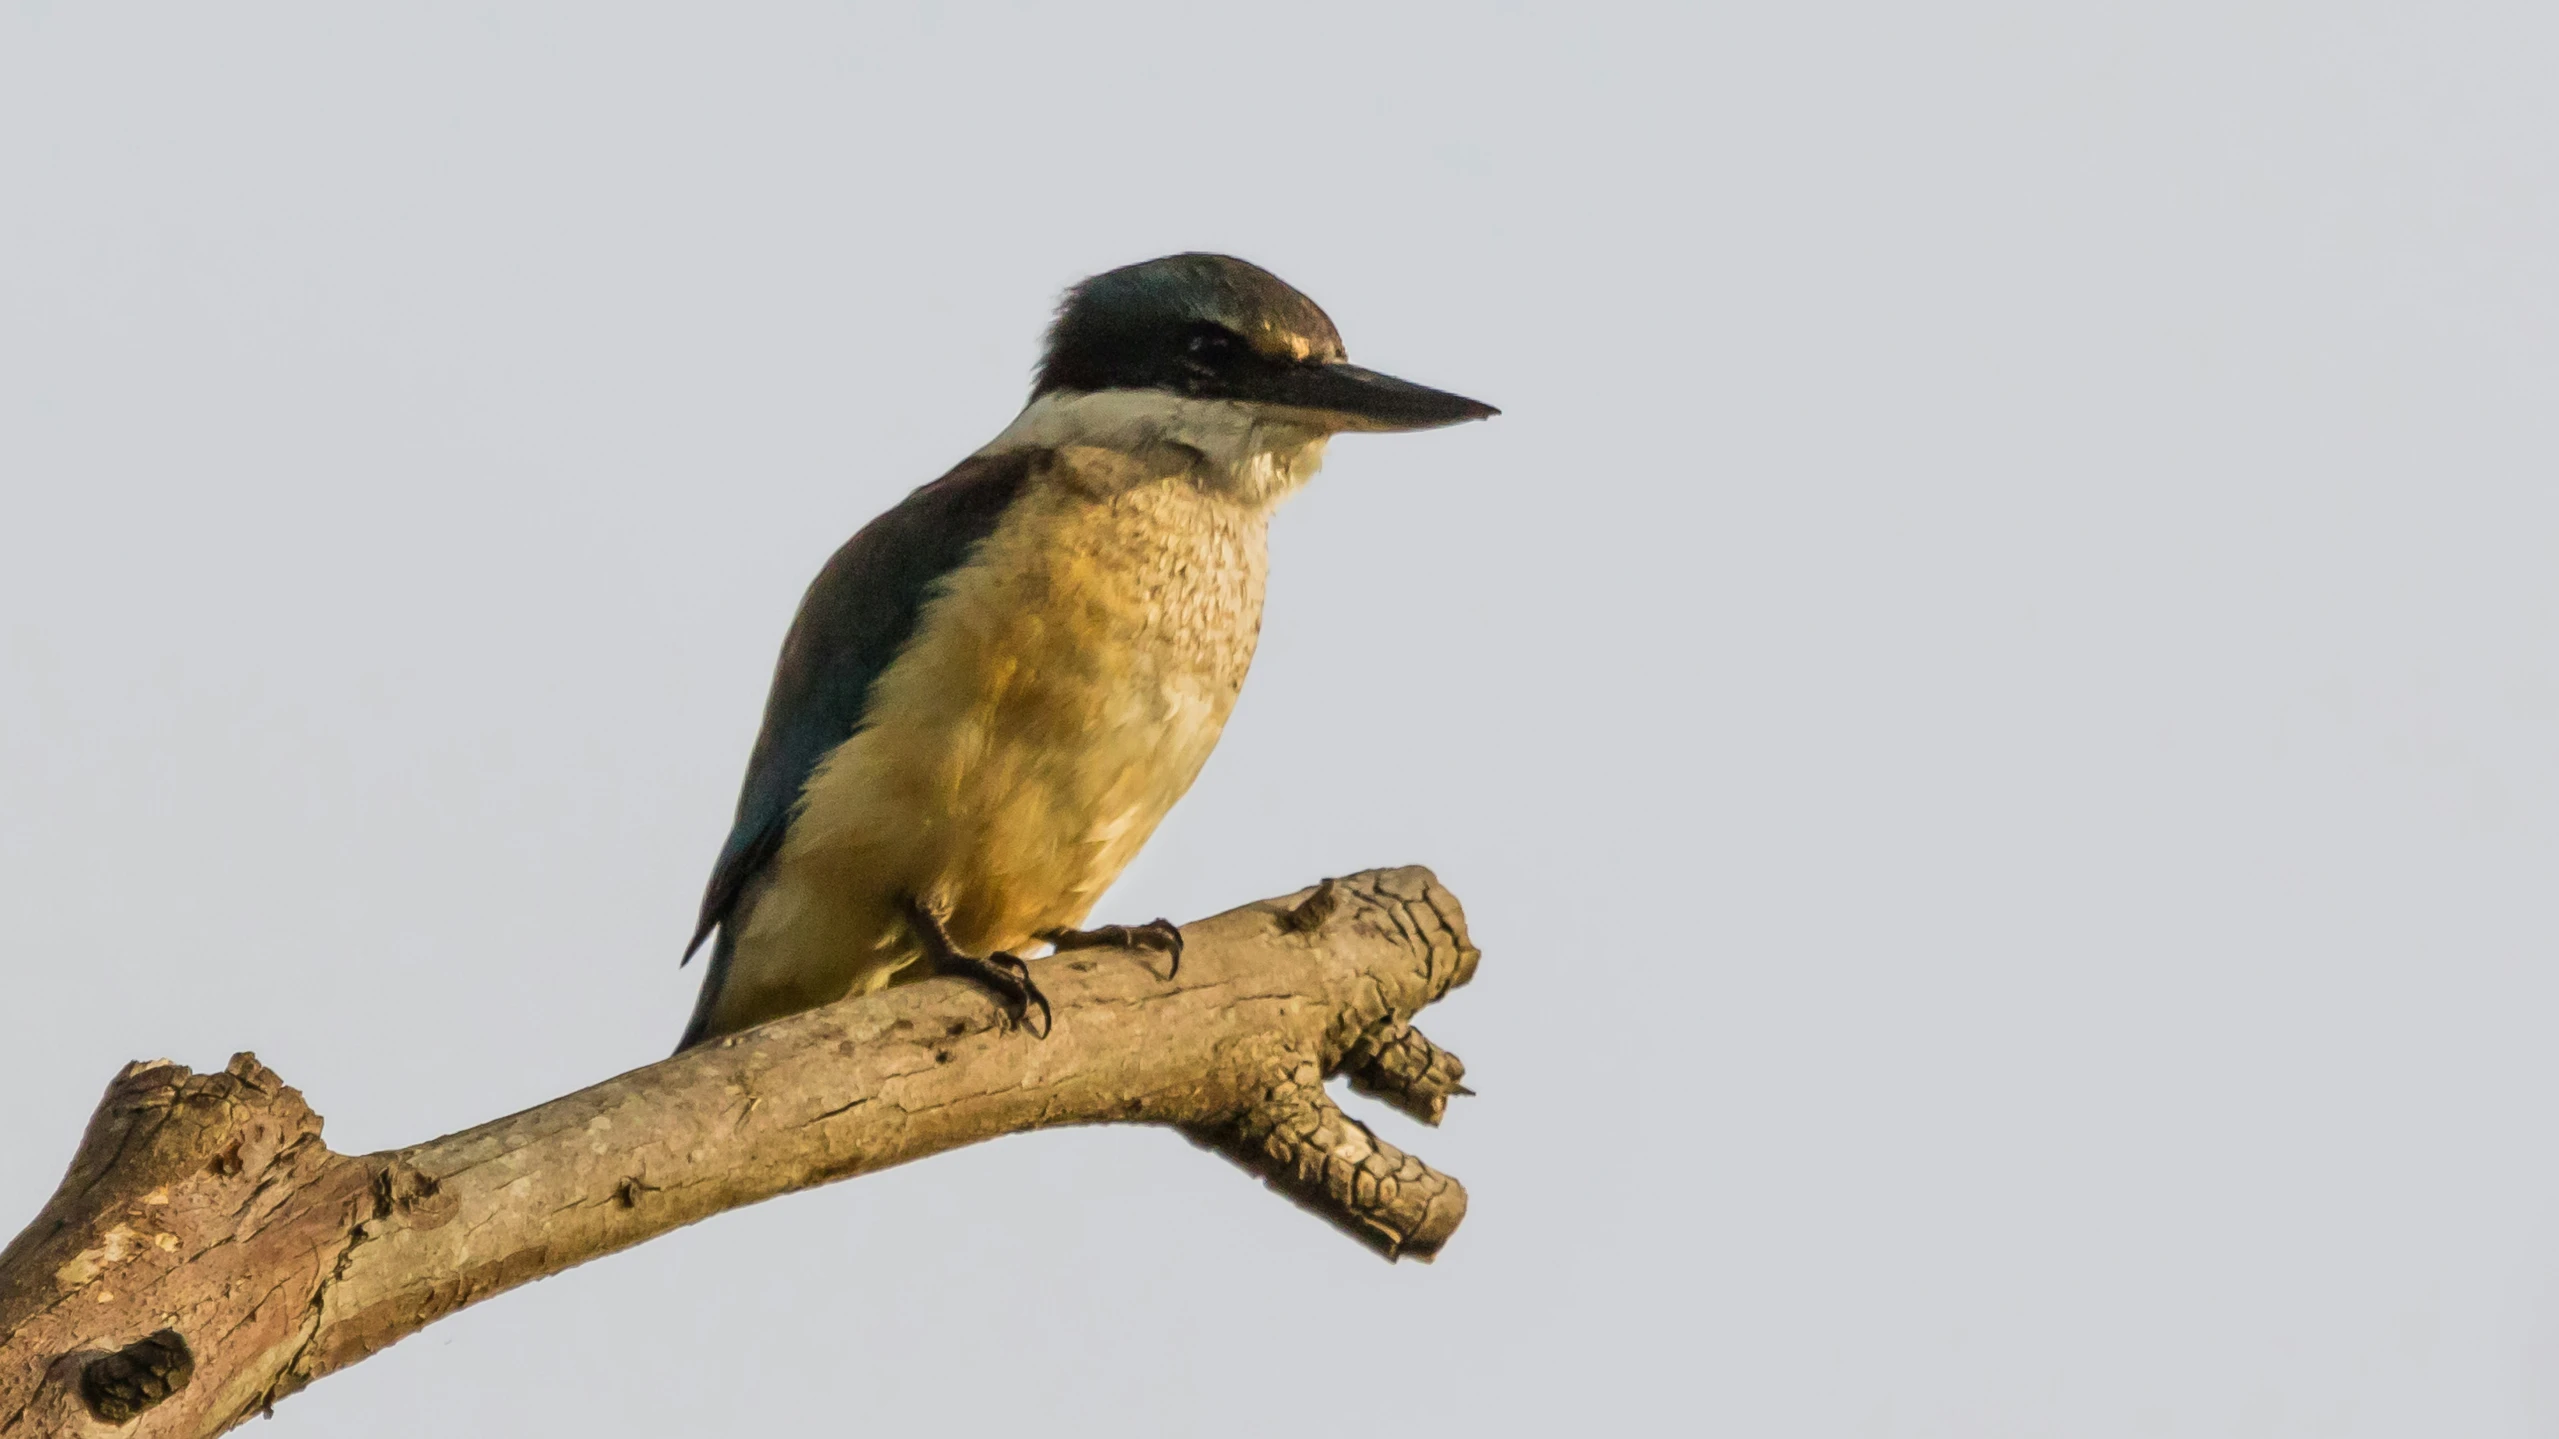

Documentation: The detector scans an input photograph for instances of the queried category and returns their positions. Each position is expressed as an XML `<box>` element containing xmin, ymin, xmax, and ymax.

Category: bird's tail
<box><xmin>673</xmin><ymin>924</ymin><xmax>736</xmax><ymax>1054</ymax></box>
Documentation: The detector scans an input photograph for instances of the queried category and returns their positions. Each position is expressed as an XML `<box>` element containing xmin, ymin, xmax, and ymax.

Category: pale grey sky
<box><xmin>4</xmin><ymin>4</ymin><xmax>2557</xmax><ymax>1434</ymax></box>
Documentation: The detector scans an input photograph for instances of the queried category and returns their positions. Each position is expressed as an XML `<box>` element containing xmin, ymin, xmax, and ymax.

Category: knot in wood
<box><xmin>79</xmin><ymin>1329</ymin><xmax>194</xmax><ymax>1423</ymax></box>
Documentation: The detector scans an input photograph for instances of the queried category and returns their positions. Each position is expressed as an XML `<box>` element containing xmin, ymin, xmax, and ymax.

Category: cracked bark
<box><xmin>0</xmin><ymin>867</ymin><xmax>1479</xmax><ymax>1438</ymax></box>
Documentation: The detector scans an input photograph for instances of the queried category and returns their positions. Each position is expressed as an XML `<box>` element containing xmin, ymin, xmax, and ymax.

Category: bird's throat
<box><xmin>978</xmin><ymin>389</ymin><xmax>1329</xmax><ymax>507</ymax></box>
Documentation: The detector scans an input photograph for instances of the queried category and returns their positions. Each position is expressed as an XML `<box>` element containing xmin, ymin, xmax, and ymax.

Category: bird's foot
<box><xmin>1039</xmin><ymin>918</ymin><xmax>1183</xmax><ymax>978</ymax></box>
<box><xmin>931</xmin><ymin>948</ymin><xmax>1051</xmax><ymax>1038</ymax></box>
<box><xmin>907</xmin><ymin>900</ymin><xmax>1052</xmax><ymax>1038</ymax></box>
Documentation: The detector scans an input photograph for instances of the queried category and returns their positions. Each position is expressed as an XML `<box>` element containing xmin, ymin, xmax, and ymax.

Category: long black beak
<box><xmin>1249</xmin><ymin>361</ymin><xmax>1499</xmax><ymax>432</ymax></box>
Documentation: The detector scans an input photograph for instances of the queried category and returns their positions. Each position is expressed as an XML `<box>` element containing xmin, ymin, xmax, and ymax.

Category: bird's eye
<box><xmin>1186</xmin><ymin>326</ymin><xmax>1237</xmax><ymax>359</ymax></box>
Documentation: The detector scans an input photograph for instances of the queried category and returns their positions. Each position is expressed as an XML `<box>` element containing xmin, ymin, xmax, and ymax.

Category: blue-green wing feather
<box><xmin>683</xmin><ymin>451</ymin><xmax>1035</xmax><ymax>974</ymax></box>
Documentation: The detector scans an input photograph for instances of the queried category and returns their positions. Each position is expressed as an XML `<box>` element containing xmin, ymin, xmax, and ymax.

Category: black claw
<box><xmin>908</xmin><ymin>900</ymin><xmax>1054</xmax><ymax>1039</ymax></box>
<box><xmin>944</xmin><ymin>950</ymin><xmax>1049</xmax><ymax>1037</ymax></box>
<box><xmin>1144</xmin><ymin>918</ymin><xmax>1184</xmax><ymax>978</ymax></box>
<box><xmin>1041</xmin><ymin>919</ymin><xmax>1184</xmax><ymax>980</ymax></box>
<box><xmin>990</xmin><ymin>952</ymin><xmax>1052</xmax><ymax>1039</ymax></box>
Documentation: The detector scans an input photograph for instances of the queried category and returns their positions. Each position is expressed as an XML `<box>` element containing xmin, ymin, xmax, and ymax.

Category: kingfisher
<box><xmin>676</xmin><ymin>253</ymin><xmax>1496</xmax><ymax>1050</ymax></box>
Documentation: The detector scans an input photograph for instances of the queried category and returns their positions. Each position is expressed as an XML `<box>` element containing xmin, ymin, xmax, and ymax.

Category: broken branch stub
<box><xmin>0</xmin><ymin>866</ymin><xmax>1480</xmax><ymax>1438</ymax></box>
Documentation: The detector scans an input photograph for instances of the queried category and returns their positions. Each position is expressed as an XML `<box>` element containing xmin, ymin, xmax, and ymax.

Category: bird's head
<box><xmin>1033</xmin><ymin>253</ymin><xmax>1497</xmax><ymax>433</ymax></box>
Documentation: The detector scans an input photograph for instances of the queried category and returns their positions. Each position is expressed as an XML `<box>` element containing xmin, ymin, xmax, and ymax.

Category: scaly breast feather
<box><xmin>782</xmin><ymin>464</ymin><xmax>1269</xmax><ymax>953</ymax></box>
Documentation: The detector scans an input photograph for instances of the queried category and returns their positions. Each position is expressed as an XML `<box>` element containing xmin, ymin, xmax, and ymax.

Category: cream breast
<box><xmin>780</xmin><ymin>439</ymin><xmax>1284</xmax><ymax>960</ymax></box>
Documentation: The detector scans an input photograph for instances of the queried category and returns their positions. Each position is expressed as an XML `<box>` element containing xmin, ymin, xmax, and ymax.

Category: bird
<box><xmin>675</xmin><ymin>252</ymin><xmax>1496</xmax><ymax>1051</ymax></box>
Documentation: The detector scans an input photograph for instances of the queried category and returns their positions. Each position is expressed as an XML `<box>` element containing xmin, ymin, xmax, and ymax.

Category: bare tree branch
<box><xmin>0</xmin><ymin>867</ymin><xmax>1479</xmax><ymax>1437</ymax></box>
